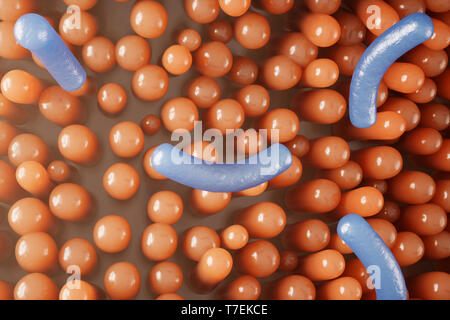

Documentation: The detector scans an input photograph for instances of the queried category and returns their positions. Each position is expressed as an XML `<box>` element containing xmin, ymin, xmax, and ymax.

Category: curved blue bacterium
<box><xmin>151</xmin><ymin>143</ymin><xmax>293</xmax><ymax>192</ymax></box>
<box><xmin>14</xmin><ymin>13</ymin><xmax>86</xmax><ymax>92</ymax></box>
<box><xmin>349</xmin><ymin>13</ymin><xmax>434</xmax><ymax>128</ymax></box>
<box><xmin>337</xmin><ymin>214</ymin><xmax>408</xmax><ymax>300</ymax></box>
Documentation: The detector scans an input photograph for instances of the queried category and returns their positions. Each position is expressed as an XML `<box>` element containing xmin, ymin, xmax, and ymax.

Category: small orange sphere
<box><xmin>234</xmin><ymin>12</ymin><xmax>270</xmax><ymax>49</ymax></box>
<box><xmin>148</xmin><ymin>261</ymin><xmax>183</xmax><ymax>295</ymax></box>
<box><xmin>1</xmin><ymin>69</ymin><xmax>44</xmax><ymax>105</ymax></box>
<box><xmin>59</xmin><ymin>238</ymin><xmax>98</xmax><ymax>276</ymax></box>
<box><xmin>272</xmin><ymin>275</ymin><xmax>316</xmax><ymax>300</ymax></box>
<box><xmin>317</xmin><ymin>277</ymin><xmax>362</xmax><ymax>300</ymax></box>
<box><xmin>305</xmin><ymin>136</ymin><xmax>350</xmax><ymax>169</ymax></box>
<box><xmin>184</xmin><ymin>0</ymin><xmax>220</xmax><ymax>24</ymax></box>
<box><xmin>205</xmin><ymin>99</ymin><xmax>245</xmax><ymax>134</ymax></box>
<box><xmin>93</xmin><ymin>215</ymin><xmax>131</xmax><ymax>253</ymax></box>
<box><xmin>14</xmin><ymin>273</ymin><xmax>58</xmax><ymax>300</ymax></box>
<box><xmin>104</xmin><ymin>262</ymin><xmax>141</xmax><ymax>300</ymax></box>
<box><xmin>218</xmin><ymin>0</ymin><xmax>251</xmax><ymax>16</ymax></box>
<box><xmin>58</xmin><ymin>125</ymin><xmax>100</xmax><ymax>165</ymax></box>
<box><xmin>147</xmin><ymin>190</ymin><xmax>183</xmax><ymax>224</ymax></box>
<box><xmin>221</xmin><ymin>275</ymin><xmax>261</xmax><ymax>300</ymax></box>
<box><xmin>109</xmin><ymin>121</ymin><xmax>144</xmax><ymax>158</ymax></box>
<box><xmin>49</xmin><ymin>183</ymin><xmax>92</xmax><ymax>221</ymax></box>
<box><xmin>302</xmin><ymin>58</ymin><xmax>339</xmax><ymax>88</ymax></box>
<box><xmin>39</xmin><ymin>86</ymin><xmax>84</xmax><ymax>127</ymax></box>
<box><xmin>235</xmin><ymin>202</ymin><xmax>286</xmax><ymax>239</ymax></box>
<box><xmin>59</xmin><ymin>280</ymin><xmax>99</xmax><ymax>300</ymax></box>
<box><xmin>103</xmin><ymin>163</ymin><xmax>140</xmax><ymax>200</ymax></box>
<box><xmin>116</xmin><ymin>35</ymin><xmax>151</xmax><ymax>71</ymax></box>
<box><xmin>15</xmin><ymin>232</ymin><xmax>58</xmax><ymax>273</ymax></box>
<box><xmin>237</xmin><ymin>240</ymin><xmax>280</xmax><ymax>278</ymax></box>
<box><xmin>8</xmin><ymin>133</ymin><xmax>50</xmax><ymax>167</ymax></box>
<box><xmin>97</xmin><ymin>83</ymin><xmax>127</xmax><ymax>115</ymax></box>
<box><xmin>283</xmin><ymin>219</ymin><xmax>331</xmax><ymax>252</ymax></box>
<box><xmin>391</xmin><ymin>231</ymin><xmax>425</xmax><ymax>267</ymax></box>
<box><xmin>191</xmin><ymin>189</ymin><xmax>231</xmax><ymax>215</ymax></box>
<box><xmin>161</xmin><ymin>97</ymin><xmax>199</xmax><ymax>132</ymax></box>
<box><xmin>298</xmin><ymin>249</ymin><xmax>345</xmax><ymax>281</ymax></box>
<box><xmin>141</xmin><ymin>223</ymin><xmax>178</xmax><ymax>261</ymax></box>
<box><xmin>193</xmin><ymin>248</ymin><xmax>233</xmax><ymax>293</ymax></box>
<box><xmin>261</xmin><ymin>55</ymin><xmax>302</xmax><ymax>90</ymax></box>
<box><xmin>220</xmin><ymin>224</ymin><xmax>248</xmax><ymax>250</ymax></box>
<box><xmin>186</xmin><ymin>76</ymin><xmax>221</xmax><ymax>109</ymax></box>
<box><xmin>194</xmin><ymin>41</ymin><xmax>233</xmax><ymax>78</ymax></box>
<box><xmin>298</xmin><ymin>13</ymin><xmax>341</xmax><ymax>47</ymax></box>
<box><xmin>182</xmin><ymin>226</ymin><xmax>220</xmax><ymax>261</ymax></box>
<box><xmin>162</xmin><ymin>45</ymin><xmax>192</xmax><ymax>75</ymax></box>
<box><xmin>141</xmin><ymin>114</ymin><xmax>161</xmax><ymax>135</ymax></box>
<box><xmin>59</xmin><ymin>10</ymin><xmax>98</xmax><ymax>46</ymax></box>
<box><xmin>132</xmin><ymin>65</ymin><xmax>169</xmax><ymax>101</ymax></box>
<box><xmin>8</xmin><ymin>197</ymin><xmax>54</xmax><ymax>235</ymax></box>
<box><xmin>208</xmin><ymin>19</ymin><xmax>233</xmax><ymax>43</ymax></box>
<box><xmin>130</xmin><ymin>0</ymin><xmax>168</xmax><ymax>39</ymax></box>
<box><xmin>16</xmin><ymin>161</ymin><xmax>52</xmax><ymax>198</ymax></box>
<box><xmin>82</xmin><ymin>36</ymin><xmax>116</xmax><ymax>73</ymax></box>
<box><xmin>177</xmin><ymin>28</ymin><xmax>202</xmax><ymax>51</ymax></box>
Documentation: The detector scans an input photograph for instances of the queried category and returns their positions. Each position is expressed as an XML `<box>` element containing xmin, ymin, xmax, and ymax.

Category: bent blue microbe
<box><xmin>14</xmin><ymin>13</ymin><xmax>86</xmax><ymax>92</ymax></box>
<box><xmin>349</xmin><ymin>13</ymin><xmax>434</xmax><ymax>128</ymax></box>
<box><xmin>337</xmin><ymin>214</ymin><xmax>408</xmax><ymax>300</ymax></box>
<box><xmin>151</xmin><ymin>143</ymin><xmax>292</xmax><ymax>192</ymax></box>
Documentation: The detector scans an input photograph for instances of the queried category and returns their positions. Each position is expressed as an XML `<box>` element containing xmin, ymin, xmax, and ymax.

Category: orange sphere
<box><xmin>161</xmin><ymin>97</ymin><xmax>199</xmax><ymax>132</ymax></box>
<box><xmin>1</xmin><ymin>70</ymin><xmax>44</xmax><ymax>105</ymax></box>
<box><xmin>93</xmin><ymin>215</ymin><xmax>131</xmax><ymax>253</ymax></box>
<box><xmin>109</xmin><ymin>121</ymin><xmax>144</xmax><ymax>158</ymax></box>
<box><xmin>49</xmin><ymin>183</ymin><xmax>92</xmax><ymax>221</ymax></box>
<box><xmin>191</xmin><ymin>189</ymin><xmax>231</xmax><ymax>215</ymax></box>
<box><xmin>132</xmin><ymin>65</ymin><xmax>169</xmax><ymax>101</ymax></box>
<box><xmin>104</xmin><ymin>262</ymin><xmax>141</xmax><ymax>300</ymax></box>
<box><xmin>14</xmin><ymin>273</ymin><xmax>58</xmax><ymax>300</ymax></box>
<box><xmin>218</xmin><ymin>0</ymin><xmax>250</xmax><ymax>16</ymax></box>
<box><xmin>59</xmin><ymin>10</ymin><xmax>98</xmax><ymax>46</ymax></box>
<box><xmin>15</xmin><ymin>232</ymin><xmax>58</xmax><ymax>273</ymax></box>
<box><xmin>8</xmin><ymin>197</ymin><xmax>54</xmax><ymax>235</ymax></box>
<box><xmin>147</xmin><ymin>190</ymin><xmax>183</xmax><ymax>224</ymax></box>
<box><xmin>103</xmin><ymin>163</ymin><xmax>140</xmax><ymax>200</ymax></box>
<box><xmin>235</xmin><ymin>202</ymin><xmax>286</xmax><ymax>239</ymax></box>
<box><xmin>130</xmin><ymin>0</ymin><xmax>168</xmax><ymax>39</ymax></box>
<box><xmin>237</xmin><ymin>240</ymin><xmax>280</xmax><ymax>278</ymax></box>
<box><xmin>39</xmin><ymin>86</ymin><xmax>84</xmax><ymax>126</ymax></box>
<box><xmin>162</xmin><ymin>45</ymin><xmax>192</xmax><ymax>75</ymax></box>
<box><xmin>97</xmin><ymin>83</ymin><xmax>127</xmax><ymax>115</ymax></box>
<box><xmin>194</xmin><ymin>41</ymin><xmax>233</xmax><ymax>78</ymax></box>
<box><xmin>58</xmin><ymin>125</ymin><xmax>100</xmax><ymax>165</ymax></box>
<box><xmin>115</xmin><ymin>35</ymin><xmax>151</xmax><ymax>71</ymax></box>
<box><xmin>59</xmin><ymin>238</ymin><xmax>98</xmax><ymax>276</ymax></box>
<box><xmin>205</xmin><ymin>99</ymin><xmax>244</xmax><ymax>134</ymax></box>
<box><xmin>82</xmin><ymin>36</ymin><xmax>116</xmax><ymax>73</ymax></box>
<box><xmin>141</xmin><ymin>223</ymin><xmax>178</xmax><ymax>261</ymax></box>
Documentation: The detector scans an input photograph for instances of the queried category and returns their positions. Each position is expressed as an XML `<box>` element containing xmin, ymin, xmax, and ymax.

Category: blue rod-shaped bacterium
<box><xmin>14</xmin><ymin>13</ymin><xmax>86</xmax><ymax>92</ymax></box>
<box><xmin>337</xmin><ymin>214</ymin><xmax>408</xmax><ymax>300</ymax></box>
<box><xmin>350</xmin><ymin>13</ymin><xmax>434</xmax><ymax>128</ymax></box>
<box><xmin>151</xmin><ymin>143</ymin><xmax>292</xmax><ymax>192</ymax></box>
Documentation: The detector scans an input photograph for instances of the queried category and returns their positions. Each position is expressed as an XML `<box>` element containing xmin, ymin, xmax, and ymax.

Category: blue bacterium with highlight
<box><xmin>337</xmin><ymin>214</ymin><xmax>408</xmax><ymax>300</ymax></box>
<box><xmin>151</xmin><ymin>143</ymin><xmax>292</xmax><ymax>192</ymax></box>
<box><xmin>14</xmin><ymin>13</ymin><xmax>86</xmax><ymax>92</ymax></box>
<box><xmin>349</xmin><ymin>13</ymin><xmax>434</xmax><ymax>128</ymax></box>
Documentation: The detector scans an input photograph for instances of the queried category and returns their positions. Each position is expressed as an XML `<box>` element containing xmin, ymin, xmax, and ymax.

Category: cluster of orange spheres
<box><xmin>0</xmin><ymin>0</ymin><xmax>449</xmax><ymax>301</ymax></box>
